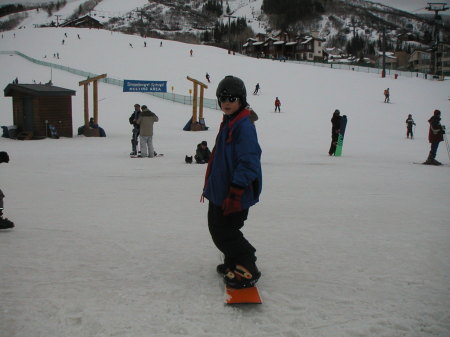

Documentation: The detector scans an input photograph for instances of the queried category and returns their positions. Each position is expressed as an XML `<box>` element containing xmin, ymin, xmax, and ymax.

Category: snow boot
<box><xmin>217</xmin><ymin>263</ymin><xmax>228</xmax><ymax>276</ymax></box>
<box><xmin>224</xmin><ymin>264</ymin><xmax>261</xmax><ymax>289</ymax></box>
<box><xmin>0</xmin><ymin>217</ymin><xmax>14</xmax><ymax>229</ymax></box>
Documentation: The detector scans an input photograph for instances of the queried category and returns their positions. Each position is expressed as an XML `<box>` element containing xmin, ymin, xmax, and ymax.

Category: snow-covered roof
<box><xmin>285</xmin><ymin>42</ymin><xmax>298</xmax><ymax>46</ymax></box>
<box><xmin>274</xmin><ymin>41</ymin><xmax>285</xmax><ymax>45</ymax></box>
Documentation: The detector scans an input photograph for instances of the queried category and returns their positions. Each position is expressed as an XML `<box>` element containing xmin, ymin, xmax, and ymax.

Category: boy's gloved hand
<box><xmin>222</xmin><ymin>186</ymin><xmax>244</xmax><ymax>216</ymax></box>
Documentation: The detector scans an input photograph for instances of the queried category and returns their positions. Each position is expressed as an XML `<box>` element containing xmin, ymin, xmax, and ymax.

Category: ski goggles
<box><xmin>218</xmin><ymin>96</ymin><xmax>239</xmax><ymax>103</ymax></box>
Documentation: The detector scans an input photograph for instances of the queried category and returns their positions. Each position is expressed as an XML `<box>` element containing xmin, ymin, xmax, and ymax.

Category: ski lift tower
<box><xmin>426</xmin><ymin>2</ymin><xmax>449</xmax><ymax>76</ymax></box>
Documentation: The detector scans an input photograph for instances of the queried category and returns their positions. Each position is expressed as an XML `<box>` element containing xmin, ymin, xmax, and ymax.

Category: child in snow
<box><xmin>384</xmin><ymin>88</ymin><xmax>390</xmax><ymax>103</ymax></box>
<box><xmin>274</xmin><ymin>97</ymin><xmax>281</xmax><ymax>112</ymax></box>
<box><xmin>406</xmin><ymin>114</ymin><xmax>416</xmax><ymax>139</ymax></box>
<box><xmin>203</xmin><ymin>75</ymin><xmax>262</xmax><ymax>289</ymax></box>
<box><xmin>195</xmin><ymin>141</ymin><xmax>211</xmax><ymax>164</ymax></box>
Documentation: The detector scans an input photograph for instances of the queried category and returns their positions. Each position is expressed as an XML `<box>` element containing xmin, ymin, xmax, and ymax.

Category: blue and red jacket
<box><xmin>203</xmin><ymin>108</ymin><xmax>262</xmax><ymax>209</ymax></box>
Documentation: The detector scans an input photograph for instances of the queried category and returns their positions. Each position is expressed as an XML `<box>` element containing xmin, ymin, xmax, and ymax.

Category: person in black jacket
<box><xmin>424</xmin><ymin>109</ymin><xmax>446</xmax><ymax>165</ymax></box>
<box><xmin>129</xmin><ymin>104</ymin><xmax>141</xmax><ymax>156</ymax></box>
<box><xmin>406</xmin><ymin>114</ymin><xmax>416</xmax><ymax>139</ymax></box>
<box><xmin>195</xmin><ymin>141</ymin><xmax>211</xmax><ymax>164</ymax></box>
<box><xmin>329</xmin><ymin>109</ymin><xmax>342</xmax><ymax>156</ymax></box>
<box><xmin>0</xmin><ymin>151</ymin><xmax>14</xmax><ymax>229</ymax></box>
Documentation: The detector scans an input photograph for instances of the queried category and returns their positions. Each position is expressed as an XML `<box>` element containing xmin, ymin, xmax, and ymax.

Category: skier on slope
<box><xmin>384</xmin><ymin>88</ymin><xmax>390</xmax><ymax>103</ymax></box>
<box><xmin>203</xmin><ymin>75</ymin><xmax>262</xmax><ymax>289</ymax></box>
<box><xmin>424</xmin><ymin>109</ymin><xmax>446</xmax><ymax>165</ymax></box>
<box><xmin>329</xmin><ymin>109</ymin><xmax>342</xmax><ymax>156</ymax></box>
<box><xmin>406</xmin><ymin>114</ymin><xmax>416</xmax><ymax>139</ymax></box>
<box><xmin>274</xmin><ymin>97</ymin><xmax>281</xmax><ymax>112</ymax></box>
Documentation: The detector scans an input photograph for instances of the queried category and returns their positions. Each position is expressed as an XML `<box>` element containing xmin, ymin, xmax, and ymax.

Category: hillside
<box><xmin>1</xmin><ymin>25</ymin><xmax>450</xmax><ymax>337</ymax></box>
<box><xmin>1</xmin><ymin>0</ymin><xmax>447</xmax><ymax>52</ymax></box>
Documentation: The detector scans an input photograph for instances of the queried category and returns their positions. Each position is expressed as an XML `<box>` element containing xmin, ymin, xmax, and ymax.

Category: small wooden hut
<box><xmin>4</xmin><ymin>83</ymin><xmax>76</xmax><ymax>139</ymax></box>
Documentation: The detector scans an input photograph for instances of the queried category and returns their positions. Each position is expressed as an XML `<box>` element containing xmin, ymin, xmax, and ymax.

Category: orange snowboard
<box><xmin>225</xmin><ymin>286</ymin><xmax>262</xmax><ymax>304</ymax></box>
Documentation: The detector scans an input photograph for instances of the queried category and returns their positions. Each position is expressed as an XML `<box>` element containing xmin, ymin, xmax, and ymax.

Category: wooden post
<box><xmin>83</xmin><ymin>84</ymin><xmax>89</xmax><ymax>127</ymax></box>
<box><xmin>192</xmin><ymin>82</ymin><xmax>198</xmax><ymax>123</ymax></box>
<box><xmin>186</xmin><ymin>76</ymin><xmax>208</xmax><ymax>131</ymax></box>
<box><xmin>79</xmin><ymin>73</ymin><xmax>107</xmax><ymax>131</ymax></box>
<box><xmin>199</xmin><ymin>85</ymin><xmax>205</xmax><ymax>120</ymax></box>
<box><xmin>93</xmin><ymin>80</ymin><xmax>98</xmax><ymax>124</ymax></box>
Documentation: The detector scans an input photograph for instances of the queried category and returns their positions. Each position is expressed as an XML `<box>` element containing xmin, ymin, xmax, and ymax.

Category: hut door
<box><xmin>23</xmin><ymin>97</ymin><xmax>33</xmax><ymax>132</ymax></box>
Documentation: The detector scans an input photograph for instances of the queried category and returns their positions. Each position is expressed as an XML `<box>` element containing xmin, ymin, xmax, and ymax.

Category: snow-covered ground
<box><xmin>1</xmin><ymin>25</ymin><xmax>450</xmax><ymax>337</ymax></box>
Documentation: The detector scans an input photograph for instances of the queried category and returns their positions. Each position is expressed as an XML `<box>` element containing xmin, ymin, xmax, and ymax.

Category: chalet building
<box><xmin>294</xmin><ymin>34</ymin><xmax>325</xmax><ymax>61</ymax></box>
<box><xmin>60</xmin><ymin>15</ymin><xmax>103</xmax><ymax>29</ymax></box>
<box><xmin>375</xmin><ymin>52</ymin><xmax>398</xmax><ymax>69</ymax></box>
<box><xmin>409</xmin><ymin>50</ymin><xmax>431</xmax><ymax>73</ymax></box>
<box><xmin>242</xmin><ymin>32</ymin><xmax>325</xmax><ymax>61</ymax></box>
<box><xmin>435</xmin><ymin>43</ymin><xmax>450</xmax><ymax>76</ymax></box>
<box><xmin>4</xmin><ymin>83</ymin><xmax>76</xmax><ymax>139</ymax></box>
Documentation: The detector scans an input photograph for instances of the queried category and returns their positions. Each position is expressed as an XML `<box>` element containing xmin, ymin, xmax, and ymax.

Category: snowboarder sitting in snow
<box><xmin>384</xmin><ymin>88</ymin><xmax>390</xmax><ymax>103</ymax></box>
<box><xmin>274</xmin><ymin>97</ymin><xmax>281</xmax><ymax>112</ymax></box>
<box><xmin>203</xmin><ymin>75</ymin><xmax>262</xmax><ymax>289</ymax></box>
<box><xmin>0</xmin><ymin>151</ymin><xmax>14</xmax><ymax>229</ymax></box>
<box><xmin>329</xmin><ymin>109</ymin><xmax>342</xmax><ymax>156</ymax></box>
<box><xmin>406</xmin><ymin>114</ymin><xmax>416</xmax><ymax>139</ymax></box>
<box><xmin>195</xmin><ymin>141</ymin><xmax>211</xmax><ymax>164</ymax></box>
<box><xmin>424</xmin><ymin>109</ymin><xmax>446</xmax><ymax>165</ymax></box>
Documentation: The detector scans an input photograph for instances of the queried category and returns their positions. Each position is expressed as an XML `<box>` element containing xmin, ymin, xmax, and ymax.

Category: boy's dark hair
<box><xmin>0</xmin><ymin>151</ymin><xmax>9</xmax><ymax>163</ymax></box>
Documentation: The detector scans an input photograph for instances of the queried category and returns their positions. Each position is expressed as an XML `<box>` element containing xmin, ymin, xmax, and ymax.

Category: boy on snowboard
<box><xmin>203</xmin><ymin>76</ymin><xmax>262</xmax><ymax>289</ymax></box>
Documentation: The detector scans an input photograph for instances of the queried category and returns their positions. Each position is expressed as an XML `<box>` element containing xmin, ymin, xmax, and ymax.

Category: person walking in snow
<box><xmin>136</xmin><ymin>105</ymin><xmax>159</xmax><ymax>158</ymax></box>
<box><xmin>129</xmin><ymin>104</ymin><xmax>141</xmax><ymax>156</ymax></box>
<box><xmin>206</xmin><ymin>73</ymin><xmax>210</xmax><ymax>83</ymax></box>
<box><xmin>274</xmin><ymin>97</ymin><xmax>281</xmax><ymax>112</ymax></box>
<box><xmin>203</xmin><ymin>75</ymin><xmax>262</xmax><ymax>289</ymax></box>
<box><xmin>0</xmin><ymin>151</ymin><xmax>14</xmax><ymax>229</ymax></box>
<box><xmin>424</xmin><ymin>109</ymin><xmax>446</xmax><ymax>165</ymax></box>
<box><xmin>329</xmin><ymin>109</ymin><xmax>342</xmax><ymax>156</ymax></box>
<box><xmin>384</xmin><ymin>88</ymin><xmax>390</xmax><ymax>103</ymax></box>
<box><xmin>406</xmin><ymin>114</ymin><xmax>416</xmax><ymax>139</ymax></box>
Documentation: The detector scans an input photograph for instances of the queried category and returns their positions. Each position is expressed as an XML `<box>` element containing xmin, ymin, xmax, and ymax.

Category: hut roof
<box><xmin>4</xmin><ymin>84</ymin><xmax>76</xmax><ymax>97</ymax></box>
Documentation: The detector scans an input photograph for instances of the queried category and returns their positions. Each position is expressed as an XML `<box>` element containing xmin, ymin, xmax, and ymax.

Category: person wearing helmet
<box><xmin>202</xmin><ymin>75</ymin><xmax>262</xmax><ymax>289</ymax></box>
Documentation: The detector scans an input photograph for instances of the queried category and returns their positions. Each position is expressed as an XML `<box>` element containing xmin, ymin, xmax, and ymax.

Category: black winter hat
<box><xmin>216</xmin><ymin>75</ymin><xmax>247</xmax><ymax>106</ymax></box>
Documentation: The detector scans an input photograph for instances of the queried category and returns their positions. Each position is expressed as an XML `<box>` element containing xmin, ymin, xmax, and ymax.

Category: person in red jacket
<box><xmin>274</xmin><ymin>97</ymin><xmax>281</xmax><ymax>112</ymax></box>
<box><xmin>424</xmin><ymin>109</ymin><xmax>446</xmax><ymax>165</ymax></box>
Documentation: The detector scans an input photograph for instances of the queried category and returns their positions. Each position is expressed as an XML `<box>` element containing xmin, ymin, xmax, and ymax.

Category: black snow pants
<box><xmin>208</xmin><ymin>202</ymin><xmax>256</xmax><ymax>270</ymax></box>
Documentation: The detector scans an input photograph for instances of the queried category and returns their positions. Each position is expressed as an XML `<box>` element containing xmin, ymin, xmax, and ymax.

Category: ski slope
<box><xmin>0</xmin><ymin>25</ymin><xmax>449</xmax><ymax>337</ymax></box>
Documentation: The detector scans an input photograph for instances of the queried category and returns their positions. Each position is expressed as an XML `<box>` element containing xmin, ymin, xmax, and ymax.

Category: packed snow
<box><xmin>1</xmin><ymin>24</ymin><xmax>450</xmax><ymax>337</ymax></box>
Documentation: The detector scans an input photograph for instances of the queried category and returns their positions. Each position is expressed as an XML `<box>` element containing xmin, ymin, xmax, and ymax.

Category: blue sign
<box><xmin>123</xmin><ymin>80</ymin><xmax>167</xmax><ymax>93</ymax></box>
